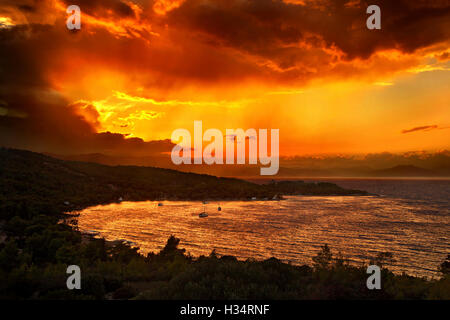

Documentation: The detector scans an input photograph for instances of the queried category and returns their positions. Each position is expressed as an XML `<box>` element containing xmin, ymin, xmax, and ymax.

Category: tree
<box><xmin>439</xmin><ymin>254</ymin><xmax>450</xmax><ymax>275</ymax></box>
<box><xmin>159</xmin><ymin>235</ymin><xmax>186</xmax><ymax>258</ymax></box>
<box><xmin>312</xmin><ymin>244</ymin><xmax>333</xmax><ymax>270</ymax></box>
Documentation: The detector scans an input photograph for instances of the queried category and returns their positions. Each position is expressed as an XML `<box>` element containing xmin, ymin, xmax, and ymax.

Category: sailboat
<box><xmin>199</xmin><ymin>205</ymin><xmax>208</xmax><ymax>218</ymax></box>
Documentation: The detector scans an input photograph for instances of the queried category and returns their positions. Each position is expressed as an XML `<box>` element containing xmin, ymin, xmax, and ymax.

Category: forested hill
<box><xmin>0</xmin><ymin>148</ymin><xmax>366</xmax><ymax>219</ymax></box>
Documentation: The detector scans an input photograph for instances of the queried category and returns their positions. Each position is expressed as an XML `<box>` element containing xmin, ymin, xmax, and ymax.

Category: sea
<box><xmin>75</xmin><ymin>178</ymin><xmax>450</xmax><ymax>278</ymax></box>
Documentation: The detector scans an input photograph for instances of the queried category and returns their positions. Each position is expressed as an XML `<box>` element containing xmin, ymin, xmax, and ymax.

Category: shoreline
<box><xmin>61</xmin><ymin>191</ymin><xmax>372</xmax><ymax>215</ymax></box>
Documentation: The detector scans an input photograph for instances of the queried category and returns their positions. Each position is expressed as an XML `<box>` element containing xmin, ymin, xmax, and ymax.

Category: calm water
<box><xmin>75</xmin><ymin>179</ymin><xmax>449</xmax><ymax>278</ymax></box>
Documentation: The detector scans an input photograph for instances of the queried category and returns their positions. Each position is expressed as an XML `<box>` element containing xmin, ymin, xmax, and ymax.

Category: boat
<box><xmin>202</xmin><ymin>201</ymin><xmax>209</xmax><ymax>204</ymax></box>
<box><xmin>158</xmin><ymin>202</ymin><xmax>164</xmax><ymax>206</ymax></box>
<box><xmin>199</xmin><ymin>205</ymin><xmax>208</xmax><ymax>218</ymax></box>
<box><xmin>218</xmin><ymin>205</ymin><xmax>222</xmax><ymax>211</ymax></box>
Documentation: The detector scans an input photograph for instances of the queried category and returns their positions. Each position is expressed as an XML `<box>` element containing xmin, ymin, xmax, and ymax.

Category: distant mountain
<box><xmin>368</xmin><ymin>165</ymin><xmax>438</xmax><ymax>177</ymax></box>
<box><xmin>433</xmin><ymin>165</ymin><xmax>450</xmax><ymax>176</ymax></box>
<box><xmin>46</xmin><ymin>153</ymin><xmax>450</xmax><ymax>178</ymax></box>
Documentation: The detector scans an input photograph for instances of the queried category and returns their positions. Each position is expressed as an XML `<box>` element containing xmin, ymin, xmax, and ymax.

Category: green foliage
<box><xmin>0</xmin><ymin>226</ymin><xmax>449</xmax><ymax>299</ymax></box>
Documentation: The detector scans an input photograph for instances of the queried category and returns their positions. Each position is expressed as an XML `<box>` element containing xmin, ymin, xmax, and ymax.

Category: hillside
<box><xmin>0</xmin><ymin>148</ymin><xmax>366</xmax><ymax>219</ymax></box>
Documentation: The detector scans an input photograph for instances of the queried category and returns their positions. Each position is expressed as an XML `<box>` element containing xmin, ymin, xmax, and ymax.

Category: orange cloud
<box><xmin>153</xmin><ymin>0</ymin><xmax>186</xmax><ymax>15</ymax></box>
<box><xmin>0</xmin><ymin>0</ymin><xmax>449</xmax><ymax>158</ymax></box>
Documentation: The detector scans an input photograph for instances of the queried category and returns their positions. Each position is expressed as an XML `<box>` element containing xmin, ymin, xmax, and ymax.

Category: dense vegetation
<box><xmin>0</xmin><ymin>147</ymin><xmax>448</xmax><ymax>300</ymax></box>
<box><xmin>1</xmin><ymin>228</ymin><xmax>449</xmax><ymax>299</ymax></box>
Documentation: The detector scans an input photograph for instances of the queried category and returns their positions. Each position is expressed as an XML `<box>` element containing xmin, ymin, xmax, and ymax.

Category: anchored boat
<box><xmin>199</xmin><ymin>205</ymin><xmax>208</xmax><ymax>218</ymax></box>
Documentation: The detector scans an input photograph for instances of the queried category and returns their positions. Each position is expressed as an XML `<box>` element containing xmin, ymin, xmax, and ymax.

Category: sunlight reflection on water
<box><xmin>76</xmin><ymin>185</ymin><xmax>449</xmax><ymax>278</ymax></box>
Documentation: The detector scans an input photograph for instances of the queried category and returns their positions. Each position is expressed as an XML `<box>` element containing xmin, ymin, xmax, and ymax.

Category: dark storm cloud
<box><xmin>0</xmin><ymin>24</ymin><xmax>53</xmax><ymax>88</ymax></box>
<box><xmin>60</xmin><ymin>0</ymin><xmax>136</xmax><ymax>19</ymax></box>
<box><xmin>167</xmin><ymin>0</ymin><xmax>450</xmax><ymax>61</ymax></box>
<box><xmin>4</xmin><ymin>1</ymin><xmax>450</xmax><ymax>83</ymax></box>
<box><xmin>0</xmin><ymin>22</ymin><xmax>174</xmax><ymax>156</ymax></box>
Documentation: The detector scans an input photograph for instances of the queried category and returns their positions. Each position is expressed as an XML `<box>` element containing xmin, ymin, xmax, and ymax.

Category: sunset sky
<box><xmin>0</xmin><ymin>0</ymin><xmax>449</xmax><ymax>159</ymax></box>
